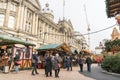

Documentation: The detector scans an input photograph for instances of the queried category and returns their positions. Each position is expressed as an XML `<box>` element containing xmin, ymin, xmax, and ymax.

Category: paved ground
<box><xmin>81</xmin><ymin>64</ymin><xmax>120</xmax><ymax>80</ymax></box>
<box><xmin>0</xmin><ymin>64</ymin><xmax>119</xmax><ymax>80</ymax></box>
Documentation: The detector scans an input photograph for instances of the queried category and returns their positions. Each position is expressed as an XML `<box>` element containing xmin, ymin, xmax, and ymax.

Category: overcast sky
<box><xmin>40</xmin><ymin>0</ymin><xmax>118</xmax><ymax>51</ymax></box>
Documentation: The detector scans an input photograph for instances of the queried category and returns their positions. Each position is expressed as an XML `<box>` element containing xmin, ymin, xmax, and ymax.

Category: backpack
<box><xmin>79</xmin><ymin>58</ymin><xmax>83</xmax><ymax>64</ymax></box>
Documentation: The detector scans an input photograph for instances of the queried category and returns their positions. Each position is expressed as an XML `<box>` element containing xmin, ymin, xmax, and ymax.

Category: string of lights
<box><xmin>82</xmin><ymin>24</ymin><xmax>117</xmax><ymax>35</ymax></box>
<box><xmin>37</xmin><ymin>24</ymin><xmax>116</xmax><ymax>36</ymax></box>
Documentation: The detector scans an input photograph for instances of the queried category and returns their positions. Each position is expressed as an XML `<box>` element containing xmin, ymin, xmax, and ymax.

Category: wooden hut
<box><xmin>36</xmin><ymin>43</ymin><xmax>71</xmax><ymax>68</ymax></box>
<box><xmin>0</xmin><ymin>34</ymin><xmax>35</xmax><ymax>71</ymax></box>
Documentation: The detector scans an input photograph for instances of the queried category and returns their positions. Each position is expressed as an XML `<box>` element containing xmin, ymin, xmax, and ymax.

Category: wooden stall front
<box><xmin>0</xmin><ymin>34</ymin><xmax>35</xmax><ymax>71</ymax></box>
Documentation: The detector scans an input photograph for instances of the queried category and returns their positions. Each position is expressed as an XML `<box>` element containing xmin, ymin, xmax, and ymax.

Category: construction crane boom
<box><xmin>84</xmin><ymin>5</ymin><xmax>91</xmax><ymax>50</ymax></box>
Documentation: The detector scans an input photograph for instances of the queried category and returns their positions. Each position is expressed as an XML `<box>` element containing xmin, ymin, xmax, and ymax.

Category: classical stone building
<box><xmin>111</xmin><ymin>27</ymin><xmax>120</xmax><ymax>40</ymax></box>
<box><xmin>0</xmin><ymin>0</ymin><xmax>82</xmax><ymax>50</ymax></box>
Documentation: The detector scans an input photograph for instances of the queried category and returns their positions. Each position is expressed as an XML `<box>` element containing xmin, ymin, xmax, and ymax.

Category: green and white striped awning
<box><xmin>0</xmin><ymin>34</ymin><xmax>35</xmax><ymax>46</ymax></box>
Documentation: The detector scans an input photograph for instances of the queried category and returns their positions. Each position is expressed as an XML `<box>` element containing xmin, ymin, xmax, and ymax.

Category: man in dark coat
<box><xmin>86</xmin><ymin>55</ymin><xmax>92</xmax><ymax>72</ymax></box>
<box><xmin>31</xmin><ymin>51</ymin><xmax>39</xmax><ymax>75</ymax></box>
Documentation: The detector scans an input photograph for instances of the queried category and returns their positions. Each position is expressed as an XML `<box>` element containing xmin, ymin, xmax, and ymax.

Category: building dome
<box><xmin>42</xmin><ymin>3</ymin><xmax>54</xmax><ymax>21</ymax></box>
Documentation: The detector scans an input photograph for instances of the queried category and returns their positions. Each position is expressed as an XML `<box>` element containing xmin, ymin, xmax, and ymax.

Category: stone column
<box><xmin>39</xmin><ymin>20</ymin><xmax>43</xmax><ymax>39</ymax></box>
<box><xmin>55</xmin><ymin>29</ymin><xmax>57</xmax><ymax>43</ymax></box>
<box><xmin>32</xmin><ymin>13</ymin><xmax>36</xmax><ymax>35</ymax></box>
<box><xmin>19</xmin><ymin>5</ymin><xmax>25</xmax><ymax>30</ymax></box>
<box><xmin>52</xmin><ymin>28</ymin><xmax>54</xmax><ymax>43</ymax></box>
<box><xmin>15</xmin><ymin>3</ymin><xmax>21</xmax><ymax>30</ymax></box>
<box><xmin>46</xmin><ymin>24</ymin><xmax>48</xmax><ymax>40</ymax></box>
<box><xmin>48</xmin><ymin>26</ymin><xmax>51</xmax><ymax>42</ymax></box>
<box><xmin>3</xmin><ymin>1</ymin><xmax>11</xmax><ymax>27</ymax></box>
<box><xmin>53</xmin><ymin>29</ymin><xmax>55</xmax><ymax>42</ymax></box>
<box><xmin>57</xmin><ymin>32</ymin><xmax>59</xmax><ymax>43</ymax></box>
<box><xmin>44</xmin><ymin>23</ymin><xmax>47</xmax><ymax>40</ymax></box>
<box><xmin>48</xmin><ymin>26</ymin><xmax>50</xmax><ymax>41</ymax></box>
<box><xmin>22</xmin><ymin>6</ymin><xmax>27</xmax><ymax>31</ymax></box>
<box><xmin>35</xmin><ymin>14</ymin><xmax>38</xmax><ymax>35</ymax></box>
<box><xmin>42</xmin><ymin>22</ymin><xmax>45</xmax><ymax>39</ymax></box>
<box><xmin>37</xmin><ymin>20</ymin><xmax>40</xmax><ymax>38</ymax></box>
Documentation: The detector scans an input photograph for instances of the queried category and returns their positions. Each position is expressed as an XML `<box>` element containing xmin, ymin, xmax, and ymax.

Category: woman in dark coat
<box><xmin>45</xmin><ymin>55</ymin><xmax>52</xmax><ymax>77</ymax></box>
<box><xmin>66</xmin><ymin>56</ymin><xmax>71</xmax><ymax>71</ymax></box>
<box><xmin>53</xmin><ymin>56</ymin><xmax>60</xmax><ymax>78</ymax></box>
<box><xmin>86</xmin><ymin>56</ymin><xmax>92</xmax><ymax>72</ymax></box>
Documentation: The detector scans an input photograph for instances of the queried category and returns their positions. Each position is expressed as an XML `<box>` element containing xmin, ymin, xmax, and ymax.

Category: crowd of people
<box><xmin>0</xmin><ymin>48</ymin><xmax>94</xmax><ymax>77</ymax></box>
<box><xmin>31</xmin><ymin>51</ymin><xmax>62</xmax><ymax>78</ymax></box>
<box><xmin>0</xmin><ymin>48</ymin><xmax>93</xmax><ymax>78</ymax></box>
<box><xmin>30</xmin><ymin>50</ymin><xmax>93</xmax><ymax>78</ymax></box>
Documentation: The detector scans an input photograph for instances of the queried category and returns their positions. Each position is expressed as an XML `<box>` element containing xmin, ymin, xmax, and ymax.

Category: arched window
<box><xmin>0</xmin><ymin>14</ymin><xmax>5</xmax><ymax>26</ymax></box>
<box><xmin>8</xmin><ymin>16</ymin><xmax>15</xmax><ymax>28</ymax></box>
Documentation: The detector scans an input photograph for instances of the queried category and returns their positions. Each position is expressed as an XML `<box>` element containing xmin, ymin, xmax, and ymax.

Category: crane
<box><xmin>84</xmin><ymin>5</ymin><xmax>91</xmax><ymax>50</ymax></box>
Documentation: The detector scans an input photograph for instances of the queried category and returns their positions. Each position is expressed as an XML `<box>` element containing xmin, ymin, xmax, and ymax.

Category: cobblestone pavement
<box><xmin>0</xmin><ymin>64</ymin><xmax>119</xmax><ymax>80</ymax></box>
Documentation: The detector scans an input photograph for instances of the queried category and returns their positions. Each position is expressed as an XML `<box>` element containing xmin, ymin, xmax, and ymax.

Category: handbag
<box><xmin>16</xmin><ymin>60</ymin><xmax>22</xmax><ymax>65</ymax></box>
<box><xmin>58</xmin><ymin>63</ymin><xmax>61</xmax><ymax>68</ymax></box>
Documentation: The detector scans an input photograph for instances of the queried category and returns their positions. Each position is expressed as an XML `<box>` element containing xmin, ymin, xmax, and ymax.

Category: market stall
<box><xmin>36</xmin><ymin>43</ymin><xmax>71</xmax><ymax>68</ymax></box>
<box><xmin>37</xmin><ymin>43</ymin><xmax>71</xmax><ymax>55</ymax></box>
<box><xmin>80</xmin><ymin>49</ymin><xmax>92</xmax><ymax>57</ymax></box>
<box><xmin>0</xmin><ymin>34</ymin><xmax>35</xmax><ymax>72</ymax></box>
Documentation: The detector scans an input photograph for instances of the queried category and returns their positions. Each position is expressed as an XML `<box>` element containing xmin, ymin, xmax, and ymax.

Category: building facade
<box><xmin>111</xmin><ymin>27</ymin><xmax>120</xmax><ymax>40</ymax></box>
<box><xmin>0</xmin><ymin>0</ymin><xmax>83</xmax><ymax>50</ymax></box>
<box><xmin>74</xmin><ymin>31</ymin><xmax>89</xmax><ymax>50</ymax></box>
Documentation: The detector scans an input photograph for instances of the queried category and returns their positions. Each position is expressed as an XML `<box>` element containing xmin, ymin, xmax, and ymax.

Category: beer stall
<box><xmin>0</xmin><ymin>34</ymin><xmax>35</xmax><ymax>72</ymax></box>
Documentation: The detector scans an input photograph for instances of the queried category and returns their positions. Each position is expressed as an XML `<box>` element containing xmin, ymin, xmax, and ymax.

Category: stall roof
<box><xmin>0</xmin><ymin>34</ymin><xmax>35</xmax><ymax>46</ymax></box>
<box><xmin>70</xmin><ymin>47</ymin><xmax>79</xmax><ymax>54</ymax></box>
<box><xmin>37</xmin><ymin>43</ymin><xmax>71</xmax><ymax>52</ymax></box>
<box><xmin>37</xmin><ymin>44</ymin><xmax>61</xmax><ymax>50</ymax></box>
<box><xmin>81</xmin><ymin>49</ymin><xmax>92</xmax><ymax>55</ymax></box>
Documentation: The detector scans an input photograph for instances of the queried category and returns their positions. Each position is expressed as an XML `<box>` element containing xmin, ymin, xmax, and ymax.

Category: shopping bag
<box><xmin>16</xmin><ymin>60</ymin><xmax>22</xmax><ymax>65</ymax></box>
